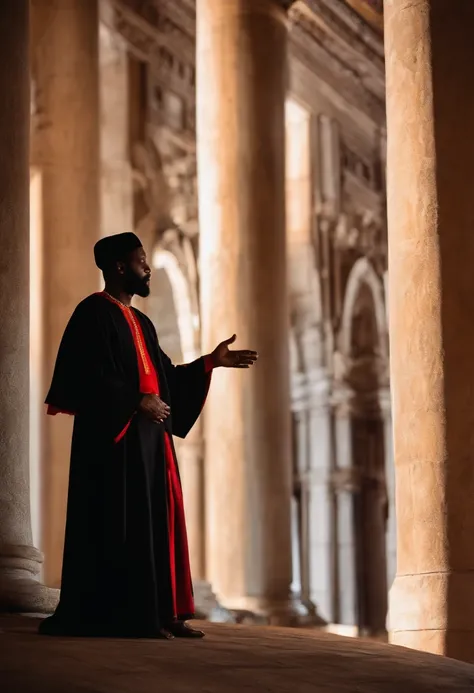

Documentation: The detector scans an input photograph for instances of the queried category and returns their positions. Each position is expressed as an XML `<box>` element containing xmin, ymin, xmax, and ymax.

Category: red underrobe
<box><xmin>48</xmin><ymin>292</ymin><xmax>214</xmax><ymax>621</ymax></box>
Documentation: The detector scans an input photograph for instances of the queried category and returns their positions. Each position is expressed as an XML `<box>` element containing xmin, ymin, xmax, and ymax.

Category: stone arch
<box><xmin>337</xmin><ymin>256</ymin><xmax>390</xmax><ymax>635</ymax></box>
<box><xmin>151</xmin><ymin>245</ymin><xmax>199</xmax><ymax>363</ymax></box>
<box><xmin>339</xmin><ymin>257</ymin><xmax>387</xmax><ymax>361</ymax></box>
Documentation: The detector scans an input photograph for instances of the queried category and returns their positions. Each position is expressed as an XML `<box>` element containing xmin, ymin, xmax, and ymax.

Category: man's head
<box><xmin>94</xmin><ymin>233</ymin><xmax>151</xmax><ymax>298</ymax></box>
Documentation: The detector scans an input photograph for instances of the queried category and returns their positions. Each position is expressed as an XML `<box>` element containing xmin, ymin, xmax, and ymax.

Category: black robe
<box><xmin>39</xmin><ymin>293</ymin><xmax>210</xmax><ymax>637</ymax></box>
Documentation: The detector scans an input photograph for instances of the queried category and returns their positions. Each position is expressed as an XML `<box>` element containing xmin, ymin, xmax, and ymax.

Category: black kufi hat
<box><xmin>94</xmin><ymin>232</ymin><xmax>143</xmax><ymax>271</ymax></box>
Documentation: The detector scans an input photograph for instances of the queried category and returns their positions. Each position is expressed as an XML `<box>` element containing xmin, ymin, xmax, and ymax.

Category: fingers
<box><xmin>236</xmin><ymin>350</ymin><xmax>258</xmax><ymax>359</ymax></box>
<box><xmin>153</xmin><ymin>398</ymin><xmax>171</xmax><ymax>424</ymax></box>
<box><xmin>230</xmin><ymin>358</ymin><xmax>257</xmax><ymax>368</ymax></box>
<box><xmin>234</xmin><ymin>350</ymin><xmax>258</xmax><ymax>366</ymax></box>
<box><xmin>223</xmin><ymin>334</ymin><xmax>237</xmax><ymax>345</ymax></box>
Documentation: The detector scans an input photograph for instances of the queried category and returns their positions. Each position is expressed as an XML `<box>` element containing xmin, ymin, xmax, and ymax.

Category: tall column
<box><xmin>99</xmin><ymin>3</ymin><xmax>133</xmax><ymax>238</ymax></box>
<box><xmin>332</xmin><ymin>385</ymin><xmax>358</xmax><ymax>626</ymax></box>
<box><xmin>197</xmin><ymin>0</ymin><xmax>301</xmax><ymax>623</ymax></box>
<box><xmin>306</xmin><ymin>371</ymin><xmax>332</xmax><ymax>623</ymax></box>
<box><xmin>385</xmin><ymin>0</ymin><xmax>474</xmax><ymax>662</ymax></box>
<box><xmin>30</xmin><ymin>0</ymin><xmax>101</xmax><ymax>586</ymax></box>
<box><xmin>0</xmin><ymin>0</ymin><xmax>57</xmax><ymax>612</ymax></box>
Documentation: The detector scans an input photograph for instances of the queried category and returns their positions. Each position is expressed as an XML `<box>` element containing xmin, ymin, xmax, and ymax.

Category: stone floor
<box><xmin>1</xmin><ymin>615</ymin><xmax>474</xmax><ymax>693</ymax></box>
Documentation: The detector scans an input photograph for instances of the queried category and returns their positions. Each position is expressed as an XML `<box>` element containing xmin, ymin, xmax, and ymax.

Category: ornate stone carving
<box><xmin>155</xmin><ymin>133</ymin><xmax>197</xmax><ymax>226</ymax></box>
<box><xmin>131</xmin><ymin>128</ymin><xmax>198</xmax><ymax>235</ymax></box>
<box><xmin>341</xmin><ymin>140</ymin><xmax>377</xmax><ymax>190</ymax></box>
<box><xmin>107</xmin><ymin>0</ymin><xmax>194</xmax><ymax>63</ymax></box>
<box><xmin>106</xmin><ymin>1</ymin><xmax>158</xmax><ymax>61</ymax></box>
<box><xmin>132</xmin><ymin>138</ymin><xmax>172</xmax><ymax>238</ymax></box>
<box><xmin>289</xmin><ymin>1</ymin><xmax>385</xmax><ymax>123</ymax></box>
<box><xmin>334</xmin><ymin>211</ymin><xmax>385</xmax><ymax>259</ymax></box>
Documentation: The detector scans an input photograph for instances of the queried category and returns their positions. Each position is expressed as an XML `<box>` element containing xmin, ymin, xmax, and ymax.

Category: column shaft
<box><xmin>0</xmin><ymin>0</ymin><xmax>56</xmax><ymax>612</ymax></box>
<box><xmin>385</xmin><ymin>0</ymin><xmax>474</xmax><ymax>662</ymax></box>
<box><xmin>30</xmin><ymin>0</ymin><xmax>101</xmax><ymax>586</ymax></box>
<box><xmin>197</xmin><ymin>0</ymin><xmax>297</xmax><ymax>622</ymax></box>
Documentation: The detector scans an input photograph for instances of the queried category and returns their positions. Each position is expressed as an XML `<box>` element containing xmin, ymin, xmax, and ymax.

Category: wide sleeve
<box><xmin>159</xmin><ymin>348</ymin><xmax>212</xmax><ymax>439</ymax></box>
<box><xmin>46</xmin><ymin>299</ymin><xmax>142</xmax><ymax>441</ymax></box>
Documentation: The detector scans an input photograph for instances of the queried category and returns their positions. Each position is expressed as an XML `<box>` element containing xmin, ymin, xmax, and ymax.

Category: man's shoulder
<box><xmin>70</xmin><ymin>293</ymin><xmax>110</xmax><ymax>321</ymax></box>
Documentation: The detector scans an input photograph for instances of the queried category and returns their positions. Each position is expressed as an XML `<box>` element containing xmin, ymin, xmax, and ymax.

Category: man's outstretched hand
<box><xmin>210</xmin><ymin>334</ymin><xmax>258</xmax><ymax>369</ymax></box>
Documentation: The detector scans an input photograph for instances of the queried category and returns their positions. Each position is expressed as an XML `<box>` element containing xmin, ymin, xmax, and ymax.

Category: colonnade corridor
<box><xmin>0</xmin><ymin>2</ymin><xmax>474</xmax><ymax>692</ymax></box>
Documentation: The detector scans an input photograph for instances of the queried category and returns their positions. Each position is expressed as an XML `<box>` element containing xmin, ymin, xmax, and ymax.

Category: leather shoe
<box><xmin>167</xmin><ymin>621</ymin><xmax>205</xmax><ymax>638</ymax></box>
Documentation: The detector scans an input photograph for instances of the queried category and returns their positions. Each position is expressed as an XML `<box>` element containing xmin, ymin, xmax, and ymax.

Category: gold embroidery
<box><xmin>103</xmin><ymin>292</ymin><xmax>150</xmax><ymax>375</ymax></box>
<box><xmin>128</xmin><ymin>308</ymin><xmax>151</xmax><ymax>375</ymax></box>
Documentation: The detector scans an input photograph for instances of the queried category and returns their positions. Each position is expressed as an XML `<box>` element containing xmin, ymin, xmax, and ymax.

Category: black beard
<box><xmin>124</xmin><ymin>270</ymin><xmax>150</xmax><ymax>298</ymax></box>
<box><xmin>135</xmin><ymin>281</ymin><xmax>150</xmax><ymax>298</ymax></box>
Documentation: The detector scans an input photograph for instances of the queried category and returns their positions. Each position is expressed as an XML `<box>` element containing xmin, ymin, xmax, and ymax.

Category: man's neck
<box><xmin>103</xmin><ymin>283</ymin><xmax>133</xmax><ymax>307</ymax></box>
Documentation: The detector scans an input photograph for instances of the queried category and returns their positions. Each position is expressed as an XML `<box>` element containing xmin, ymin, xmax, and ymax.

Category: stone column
<box><xmin>99</xmin><ymin>1</ymin><xmax>133</xmax><ymax>237</ymax></box>
<box><xmin>331</xmin><ymin>385</ymin><xmax>358</xmax><ymax>627</ymax></box>
<box><xmin>0</xmin><ymin>0</ymin><xmax>57</xmax><ymax>613</ymax></box>
<box><xmin>385</xmin><ymin>0</ymin><xmax>474</xmax><ymax>662</ymax></box>
<box><xmin>30</xmin><ymin>0</ymin><xmax>101</xmax><ymax>586</ymax></box>
<box><xmin>306</xmin><ymin>370</ymin><xmax>332</xmax><ymax>623</ymax></box>
<box><xmin>197</xmin><ymin>0</ymin><xmax>302</xmax><ymax>623</ymax></box>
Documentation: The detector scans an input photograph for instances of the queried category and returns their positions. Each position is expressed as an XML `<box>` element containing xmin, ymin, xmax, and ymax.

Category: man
<box><xmin>39</xmin><ymin>232</ymin><xmax>257</xmax><ymax>640</ymax></box>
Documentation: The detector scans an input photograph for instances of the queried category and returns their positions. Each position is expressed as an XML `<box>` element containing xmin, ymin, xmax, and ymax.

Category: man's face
<box><xmin>122</xmin><ymin>247</ymin><xmax>151</xmax><ymax>297</ymax></box>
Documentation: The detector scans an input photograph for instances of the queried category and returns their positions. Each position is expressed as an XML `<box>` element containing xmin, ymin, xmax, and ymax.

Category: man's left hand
<box><xmin>211</xmin><ymin>334</ymin><xmax>258</xmax><ymax>369</ymax></box>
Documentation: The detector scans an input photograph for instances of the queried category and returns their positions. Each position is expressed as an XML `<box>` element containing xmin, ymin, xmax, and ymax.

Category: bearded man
<box><xmin>39</xmin><ymin>232</ymin><xmax>257</xmax><ymax>640</ymax></box>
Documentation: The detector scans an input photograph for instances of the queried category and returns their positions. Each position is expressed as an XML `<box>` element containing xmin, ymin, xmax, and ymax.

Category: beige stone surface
<box><xmin>197</xmin><ymin>0</ymin><xmax>298</xmax><ymax>621</ymax></box>
<box><xmin>385</xmin><ymin>0</ymin><xmax>474</xmax><ymax>661</ymax></box>
<box><xmin>0</xmin><ymin>0</ymin><xmax>56</xmax><ymax>614</ymax></box>
<box><xmin>2</xmin><ymin>615</ymin><xmax>474</xmax><ymax>693</ymax></box>
<box><xmin>99</xmin><ymin>15</ymin><xmax>133</xmax><ymax>238</ymax></box>
<box><xmin>30</xmin><ymin>0</ymin><xmax>101</xmax><ymax>587</ymax></box>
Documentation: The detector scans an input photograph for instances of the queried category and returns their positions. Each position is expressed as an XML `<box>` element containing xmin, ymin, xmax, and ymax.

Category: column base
<box><xmin>390</xmin><ymin>629</ymin><xmax>474</xmax><ymax>664</ymax></box>
<box><xmin>389</xmin><ymin>572</ymin><xmax>474</xmax><ymax>663</ymax></box>
<box><xmin>223</xmin><ymin>594</ymin><xmax>327</xmax><ymax>627</ymax></box>
<box><xmin>192</xmin><ymin>580</ymin><xmax>236</xmax><ymax>623</ymax></box>
<box><xmin>0</xmin><ymin>544</ymin><xmax>59</xmax><ymax>614</ymax></box>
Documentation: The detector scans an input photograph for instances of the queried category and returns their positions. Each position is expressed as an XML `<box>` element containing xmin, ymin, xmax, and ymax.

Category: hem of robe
<box><xmin>38</xmin><ymin>611</ymin><xmax>197</xmax><ymax>638</ymax></box>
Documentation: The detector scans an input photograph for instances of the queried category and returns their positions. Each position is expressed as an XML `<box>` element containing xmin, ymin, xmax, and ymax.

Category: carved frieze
<box><xmin>106</xmin><ymin>0</ymin><xmax>195</xmax><ymax>95</ymax></box>
<box><xmin>289</xmin><ymin>1</ymin><xmax>385</xmax><ymax>125</ymax></box>
<box><xmin>105</xmin><ymin>1</ymin><xmax>158</xmax><ymax>61</ymax></box>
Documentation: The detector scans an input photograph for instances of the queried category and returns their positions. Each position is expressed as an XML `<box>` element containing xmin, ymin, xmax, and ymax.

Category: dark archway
<box><xmin>349</xmin><ymin>281</ymin><xmax>388</xmax><ymax>635</ymax></box>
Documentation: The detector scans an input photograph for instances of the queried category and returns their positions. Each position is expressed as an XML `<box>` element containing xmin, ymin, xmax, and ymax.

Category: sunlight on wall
<box><xmin>29</xmin><ymin>168</ymin><xmax>43</xmax><ymax>554</ymax></box>
<box><xmin>285</xmin><ymin>98</ymin><xmax>311</xmax><ymax>246</ymax></box>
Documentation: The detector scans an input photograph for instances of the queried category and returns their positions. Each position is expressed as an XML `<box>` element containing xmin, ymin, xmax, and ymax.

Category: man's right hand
<box><xmin>139</xmin><ymin>394</ymin><xmax>170</xmax><ymax>423</ymax></box>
